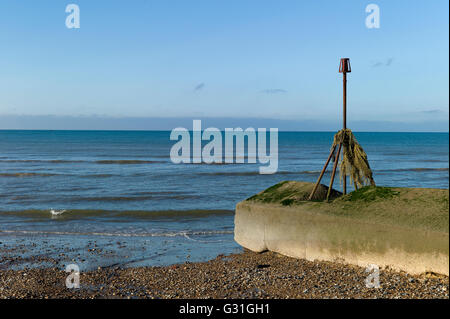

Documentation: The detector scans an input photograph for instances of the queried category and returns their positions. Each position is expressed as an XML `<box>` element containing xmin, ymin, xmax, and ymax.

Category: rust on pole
<box><xmin>343</xmin><ymin>72</ymin><xmax>347</xmax><ymax>129</ymax></box>
<box><xmin>339</xmin><ymin>59</ymin><xmax>351</xmax><ymax>130</ymax></box>
<box><xmin>339</xmin><ymin>58</ymin><xmax>351</xmax><ymax>194</ymax></box>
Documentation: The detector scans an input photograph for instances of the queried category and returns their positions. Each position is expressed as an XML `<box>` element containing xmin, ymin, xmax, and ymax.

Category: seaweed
<box><xmin>343</xmin><ymin>186</ymin><xmax>399</xmax><ymax>202</ymax></box>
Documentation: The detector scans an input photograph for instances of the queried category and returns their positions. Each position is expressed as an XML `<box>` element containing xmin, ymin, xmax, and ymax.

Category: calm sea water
<box><xmin>0</xmin><ymin>130</ymin><xmax>448</xmax><ymax>269</ymax></box>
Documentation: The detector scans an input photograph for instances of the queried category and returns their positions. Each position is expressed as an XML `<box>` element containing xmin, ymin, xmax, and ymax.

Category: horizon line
<box><xmin>1</xmin><ymin>129</ymin><xmax>448</xmax><ymax>133</ymax></box>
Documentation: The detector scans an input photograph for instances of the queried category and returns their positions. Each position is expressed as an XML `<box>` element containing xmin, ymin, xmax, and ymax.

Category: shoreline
<box><xmin>0</xmin><ymin>250</ymin><xmax>448</xmax><ymax>299</ymax></box>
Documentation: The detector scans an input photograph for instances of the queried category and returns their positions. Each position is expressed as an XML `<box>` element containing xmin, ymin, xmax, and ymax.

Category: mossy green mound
<box><xmin>245</xmin><ymin>181</ymin><xmax>449</xmax><ymax>233</ymax></box>
<box><xmin>247</xmin><ymin>181</ymin><xmax>342</xmax><ymax>204</ymax></box>
<box><xmin>341</xmin><ymin>186</ymin><xmax>399</xmax><ymax>202</ymax></box>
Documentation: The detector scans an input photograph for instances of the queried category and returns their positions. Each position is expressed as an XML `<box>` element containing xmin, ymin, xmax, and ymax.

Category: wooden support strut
<box><xmin>326</xmin><ymin>142</ymin><xmax>342</xmax><ymax>201</ymax></box>
<box><xmin>308</xmin><ymin>144</ymin><xmax>337</xmax><ymax>200</ymax></box>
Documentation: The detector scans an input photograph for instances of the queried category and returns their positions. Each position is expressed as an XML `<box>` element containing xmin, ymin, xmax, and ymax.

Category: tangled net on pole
<box><xmin>331</xmin><ymin>129</ymin><xmax>376</xmax><ymax>188</ymax></box>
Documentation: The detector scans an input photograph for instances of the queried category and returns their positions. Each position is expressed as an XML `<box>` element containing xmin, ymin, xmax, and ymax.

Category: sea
<box><xmin>0</xmin><ymin>130</ymin><xmax>448</xmax><ymax>270</ymax></box>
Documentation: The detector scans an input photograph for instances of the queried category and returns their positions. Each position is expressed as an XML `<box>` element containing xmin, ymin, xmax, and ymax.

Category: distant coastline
<box><xmin>0</xmin><ymin>115</ymin><xmax>448</xmax><ymax>132</ymax></box>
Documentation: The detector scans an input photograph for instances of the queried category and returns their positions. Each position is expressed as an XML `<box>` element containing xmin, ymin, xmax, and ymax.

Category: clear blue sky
<box><xmin>0</xmin><ymin>0</ymin><xmax>448</xmax><ymax>129</ymax></box>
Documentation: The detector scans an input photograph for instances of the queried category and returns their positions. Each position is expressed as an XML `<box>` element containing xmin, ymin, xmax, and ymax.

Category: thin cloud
<box><xmin>261</xmin><ymin>89</ymin><xmax>287</xmax><ymax>94</ymax></box>
<box><xmin>385</xmin><ymin>58</ymin><xmax>394</xmax><ymax>66</ymax></box>
<box><xmin>194</xmin><ymin>83</ymin><xmax>205</xmax><ymax>91</ymax></box>
<box><xmin>420</xmin><ymin>109</ymin><xmax>446</xmax><ymax>114</ymax></box>
<box><xmin>372</xmin><ymin>58</ymin><xmax>394</xmax><ymax>68</ymax></box>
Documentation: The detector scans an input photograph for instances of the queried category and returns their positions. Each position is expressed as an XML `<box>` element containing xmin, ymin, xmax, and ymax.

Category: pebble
<box><xmin>0</xmin><ymin>251</ymin><xmax>448</xmax><ymax>299</ymax></box>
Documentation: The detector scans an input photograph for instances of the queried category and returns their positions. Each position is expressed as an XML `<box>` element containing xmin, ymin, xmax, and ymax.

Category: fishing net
<box><xmin>331</xmin><ymin>129</ymin><xmax>375</xmax><ymax>188</ymax></box>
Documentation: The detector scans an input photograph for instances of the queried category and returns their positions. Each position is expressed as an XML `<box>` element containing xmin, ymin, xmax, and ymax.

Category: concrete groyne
<box><xmin>234</xmin><ymin>181</ymin><xmax>449</xmax><ymax>275</ymax></box>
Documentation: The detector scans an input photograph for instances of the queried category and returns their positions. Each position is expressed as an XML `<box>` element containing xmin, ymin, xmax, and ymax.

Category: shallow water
<box><xmin>0</xmin><ymin>131</ymin><xmax>448</xmax><ymax>269</ymax></box>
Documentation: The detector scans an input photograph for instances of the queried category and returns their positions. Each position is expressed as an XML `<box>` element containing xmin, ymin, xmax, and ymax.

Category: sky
<box><xmin>0</xmin><ymin>0</ymin><xmax>448</xmax><ymax>131</ymax></box>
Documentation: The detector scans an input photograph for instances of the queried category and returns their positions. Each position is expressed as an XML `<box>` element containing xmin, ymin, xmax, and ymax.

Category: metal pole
<box><xmin>342</xmin><ymin>71</ymin><xmax>347</xmax><ymax>194</ymax></box>
<box><xmin>343</xmin><ymin>72</ymin><xmax>347</xmax><ymax>130</ymax></box>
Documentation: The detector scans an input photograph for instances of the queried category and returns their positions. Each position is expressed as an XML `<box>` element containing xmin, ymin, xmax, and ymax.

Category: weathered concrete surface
<box><xmin>234</xmin><ymin>183</ymin><xmax>449</xmax><ymax>276</ymax></box>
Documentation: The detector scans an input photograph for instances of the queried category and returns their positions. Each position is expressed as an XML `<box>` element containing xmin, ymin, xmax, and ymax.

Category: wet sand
<box><xmin>0</xmin><ymin>250</ymin><xmax>448</xmax><ymax>299</ymax></box>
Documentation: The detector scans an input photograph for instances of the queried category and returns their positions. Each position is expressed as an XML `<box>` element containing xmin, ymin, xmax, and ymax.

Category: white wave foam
<box><xmin>0</xmin><ymin>229</ymin><xmax>233</xmax><ymax>238</ymax></box>
<box><xmin>182</xmin><ymin>231</ymin><xmax>230</xmax><ymax>243</ymax></box>
<box><xmin>50</xmin><ymin>209</ymin><xmax>66</xmax><ymax>217</ymax></box>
